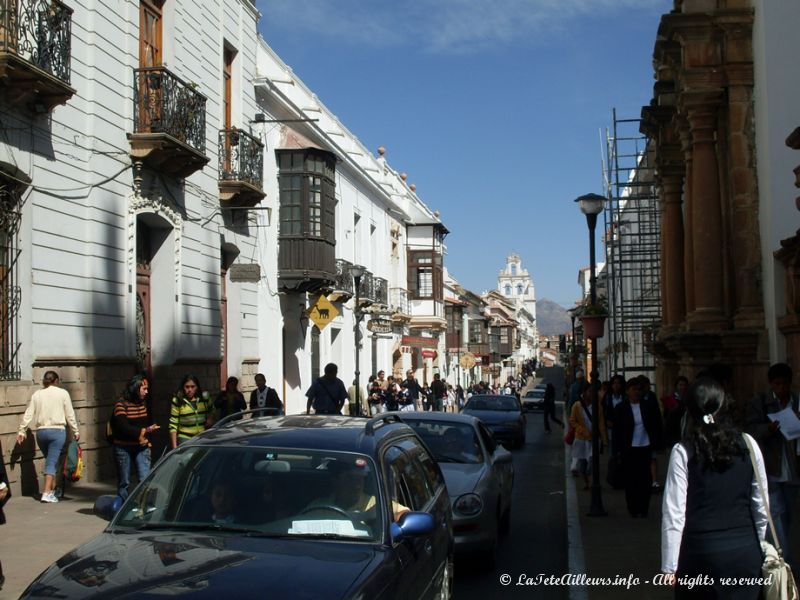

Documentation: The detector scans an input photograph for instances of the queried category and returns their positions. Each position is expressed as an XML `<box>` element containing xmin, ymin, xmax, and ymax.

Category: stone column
<box><xmin>685</xmin><ymin>94</ymin><xmax>727</xmax><ymax>330</ymax></box>
<box><xmin>678</xmin><ymin>119</ymin><xmax>696</xmax><ymax>321</ymax></box>
<box><xmin>661</xmin><ymin>170</ymin><xmax>686</xmax><ymax>328</ymax></box>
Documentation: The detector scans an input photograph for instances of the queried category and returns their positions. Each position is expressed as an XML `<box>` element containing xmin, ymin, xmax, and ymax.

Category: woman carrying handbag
<box><xmin>662</xmin><ymin>377</ymin><xmax>769</xmax><ymax>599</ymax></box>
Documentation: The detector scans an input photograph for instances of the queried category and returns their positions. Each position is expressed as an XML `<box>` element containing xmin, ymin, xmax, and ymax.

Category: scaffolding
<box><xmin>601</xmin><ymin>109</ymin><xmax>661</xmax><ymax>379</ymax></box>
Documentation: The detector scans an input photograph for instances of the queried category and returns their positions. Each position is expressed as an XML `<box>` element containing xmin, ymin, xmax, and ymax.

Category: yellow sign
<box><xmin>459</xmin><ymin>352</ymin><xmax>476</xmax><ymax>369</ymax></box>
<box><xmin>307</xmin><ymin>294</ymin><xmax>339</xmax><ymax>331</ymax></box>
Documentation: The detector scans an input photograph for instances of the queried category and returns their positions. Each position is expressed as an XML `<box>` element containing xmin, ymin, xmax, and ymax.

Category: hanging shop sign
<box><xmin>421</xmin><ymin>349</ymin><xmax>438</xmax><ymax>359</ymax></box>
<box><xmin>366</xmin><ymin>318</ymin><xmax>393</xmax><ymax>334</ymax></box>
<box><xmin>459</xmin><ymin>352</ymin><xmax>476</xmax><ymax>369</ymax></box>
<box><xmin>401</xmin><ymin>335</ymin><xmax>438</xmax><ymax>349</ymax></box>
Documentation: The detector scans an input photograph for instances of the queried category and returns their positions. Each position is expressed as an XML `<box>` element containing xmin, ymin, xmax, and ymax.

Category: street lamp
<box><xmin>350</xmin><ymin>264</ymin><xmax>365</xmax><ymax>417</ymax></box>
<box><xmin>575</xmin><ymin>193</ymin><xmax>607</xmax><ymax>517</ymax></box>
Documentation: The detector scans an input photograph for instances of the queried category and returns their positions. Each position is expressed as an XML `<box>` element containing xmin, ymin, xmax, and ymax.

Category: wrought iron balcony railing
<box><xmin>219</xmin><ymin>128</ymin><xmax>263</xmax><ymax>188</ymax></box>
<box><xmin>0</xmin><ymin>0</ymin><xmax>72</xmax><ymax>83</ymax></box>
<box><xmin>133</xmin><ymin>66</ymin><xmax>207</xmax><ymax>154</ymax></box>
<box><xmin>331</xmin><ymin>259</ymin><xmax>354</xmax><ymax>297</ymax></box>
<box><xmin>358</xmin><ymin>271</ymin><xmax>374</xmax><ymax>304</ymax></box>
<box><xmin>373</xmin><ymin>277</ymin><xmax>388</xmax><ymax>306</ymax></box>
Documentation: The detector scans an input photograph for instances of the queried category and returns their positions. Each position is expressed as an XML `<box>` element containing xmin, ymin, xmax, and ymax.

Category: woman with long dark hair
<box><xmin>661</xmin><ymin>377</ymin><xmax>769</xmax><ymax>599</ymax></box>
<box><xmin>169</xmin><ymin>375</ymin><xmax>212</xmax><ymax>449</ymax></box>
<box><xmin>111</xmin><ymin>374</ymin><xmax>159</xmax><ymax>499</ymax></box>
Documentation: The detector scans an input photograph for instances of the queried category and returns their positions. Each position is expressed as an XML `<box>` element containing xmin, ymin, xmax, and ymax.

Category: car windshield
<box><xmin>464</xmin><ymin>395</ymin><xmax>519</xmax><ymax>412</ymax></box>
<box><xmin>404</xmin><ymin>420</ymin><xmax>483</xmax><ymax>464</ymax></box>
<box><xmin>113</xmin><ymin>446</ymin><xmax>384</xmax><ymax>542</ymax></box>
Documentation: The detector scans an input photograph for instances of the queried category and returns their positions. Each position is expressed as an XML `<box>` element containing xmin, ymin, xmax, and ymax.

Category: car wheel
<box><xmin>437</xmin><ymin>554</ymin><xmax>454</xmax><ymax>600</ymax></box>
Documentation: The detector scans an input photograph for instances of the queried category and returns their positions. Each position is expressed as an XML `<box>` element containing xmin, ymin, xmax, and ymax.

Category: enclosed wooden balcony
<box><xmin>390</xmin><ymin>287</ymin><xmax>411</xmax><ymax>323</ymax></box>
<box><xmin>128</xmin><ymin>66</ymin><xmax>209</xmax><ymax>178</ymax></box>
<box><xmin>278</xmin><ymin>236</ymin><xmax>335</xmax><ymax>293</ymax></box>
<box><xmin>219</xmin><ymin>128</ymin><xmax>265</xmax><ymax>207</ymax></box>
<box><xmin>468</xmin><ymin>342</ymin><xmax>489</xmax><ymax>356</ymax></box>
<box><xmin>0</xmin><ymin>0</ymin><xmax>75</xmax><ymax>112</ymax></box>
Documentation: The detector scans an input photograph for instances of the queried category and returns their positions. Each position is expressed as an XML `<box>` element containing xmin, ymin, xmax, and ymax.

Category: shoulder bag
<box><xmin>743</xmin><ymin>434</ymin><xmax>799</xmax><ymax>600</ymax></box>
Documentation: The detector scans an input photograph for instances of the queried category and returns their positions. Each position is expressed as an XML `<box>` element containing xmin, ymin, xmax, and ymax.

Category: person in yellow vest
<box><xmin>169</xmin><ymin>375</ymin><xmax>212</xmax><ymax>449</ymax></box>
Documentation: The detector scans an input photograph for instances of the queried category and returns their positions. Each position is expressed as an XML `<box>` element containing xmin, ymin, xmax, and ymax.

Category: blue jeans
<box><xmin>36</xmin><ymin>427</ymin><xmax>66</xmax><ymax>476</ymax></box>
<box><xmin>113</xmin><ymin>445</ymin><xmax>151</xmax><ymax>500</ymax></box>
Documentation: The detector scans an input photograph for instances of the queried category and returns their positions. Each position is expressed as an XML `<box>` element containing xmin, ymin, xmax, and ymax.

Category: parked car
<box><xmin>461</xmin><ymin>394</ymin><xmax>526</xmax><ymax>449</ymax></box>
<box><xmin>521</xmin><ymin>387</ymin><xmax>546</xmax><ymax>412</ymax></box>
<box><xmin>398</xmin><ymin>412</ymin><xmax>513</xmax><ymax>563</ymax></box>
<box><xmin>21</xmin><ymin>414</ymin><xmax>454</xmax><ymax>600</ymax></box>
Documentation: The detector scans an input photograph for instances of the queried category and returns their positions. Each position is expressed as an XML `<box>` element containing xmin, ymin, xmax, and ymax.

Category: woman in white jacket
<box><xmin>16</xmin><ymin>371</ymin><xmax>80</xmax><ymax>503</ymax></box>
<box><xmin>661</xmin><ymin>377</ymin><xmax>768</xmax><ymax>599</ymax></box>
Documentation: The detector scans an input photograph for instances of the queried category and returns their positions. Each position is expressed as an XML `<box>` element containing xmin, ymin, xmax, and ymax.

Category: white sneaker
<box><xmin>41</xmin><ymin>492</ymin><xmax>58</xmax><ymax>503</ymax></box>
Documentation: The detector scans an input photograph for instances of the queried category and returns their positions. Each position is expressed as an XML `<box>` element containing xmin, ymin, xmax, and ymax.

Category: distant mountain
<box><xmin>536</xmin><ymin>299</ymin><xmax>571</xmax><ymax>336</ymax></box>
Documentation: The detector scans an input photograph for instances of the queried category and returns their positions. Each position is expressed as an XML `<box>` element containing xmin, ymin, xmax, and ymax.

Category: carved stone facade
<box><xmin>643</xmin><ymin>1</ymin><xmax>768</xmax><ymax>404</ymax></box>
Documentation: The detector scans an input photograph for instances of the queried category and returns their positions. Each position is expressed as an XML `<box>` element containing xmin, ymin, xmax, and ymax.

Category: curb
<box><xmin>565</xmin><ymin>435</ymin><xmax>589</xmax><ymax>600</ymax></box>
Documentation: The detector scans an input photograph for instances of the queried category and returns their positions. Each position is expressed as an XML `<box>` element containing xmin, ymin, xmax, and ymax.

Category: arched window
<box><xmin>510</xmin><ymin>264</ymin><xmax>517</xmax><ymax>276</ymax></box>
<box><xmin>504</xmin><ymin>284</ymin><xmax>511</xmax><ymax>296</ymax></box>
<box><xmin>517</xmin><ymin>284</ymin><xmax>523</xmax><ymax>296</ymax></box>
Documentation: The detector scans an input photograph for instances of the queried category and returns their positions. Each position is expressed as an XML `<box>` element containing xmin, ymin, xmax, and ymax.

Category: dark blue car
<box><xmin>21</xmin><ymin>414</ymin><xmax>454</xmax><ymax>599</ymax></box>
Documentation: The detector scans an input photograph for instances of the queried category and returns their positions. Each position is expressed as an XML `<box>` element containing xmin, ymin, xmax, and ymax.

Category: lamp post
<box><xmin>575</xmin><ymin>193</ymin><xmax>607</xmax><ymax>517</ymax></box>
<box><xmin>351</xmin><ymin>264</ymin><xmax>365</xmax><ymax>417</ymax></box>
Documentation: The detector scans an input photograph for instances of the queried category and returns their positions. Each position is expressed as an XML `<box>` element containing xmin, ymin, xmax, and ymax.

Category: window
<box><xmin>504</xmin><ymin>284</ymin><xmax>511</xmax><ymax>296</ymax></box>
<box><xmin>139</xmin><ymin>0</ymin><xmax>163</xmax><ymax>69</ymax></box>
<box><xmin>276</xmin><ymin>149</ymin><xmax>336</xmax><ymax>241</ymax></box>
<box><xmin>516</xmin><ymin>284</ymin><xmax>523</xmax><ymax>296</ymax></box>
<box><xmin>0</xmin><ymin>176</ymin><xmax>21</xmax><ymax>380</ymax></box>
<box><xmin>511</xmin><ymin>264</ymin><xmax>517</xmax><ymax>276</ymax></box>
<box><xmin>469</xmin><ymin>320</ymin><xmax>484</xmax><ymax>344</ymax></box>
<box><xmin>407</xmin><ymin>250</ymin><xmax>442</xmax><ymax>300</ymax></box>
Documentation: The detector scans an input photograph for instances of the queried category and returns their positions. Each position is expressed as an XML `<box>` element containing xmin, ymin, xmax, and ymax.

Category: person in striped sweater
<box><xmin>111</xmin><ymin>374</ymin><xmax>159</xmax><ymax>500</ymax></box>
<box><xmin>169</xmin><ymin>375</ymin><xmax>212</xmax><ymax>449</ymax></box>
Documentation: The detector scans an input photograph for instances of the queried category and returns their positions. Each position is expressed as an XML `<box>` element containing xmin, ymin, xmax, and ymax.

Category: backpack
<box><xmin>63</xmin><ymin>440</ymin><xmax>84</xmax><ymax>482</ymax></box>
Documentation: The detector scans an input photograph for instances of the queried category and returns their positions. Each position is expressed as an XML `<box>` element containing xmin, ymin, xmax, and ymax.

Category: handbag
<box><xmin>63</xmin><ymin>440</ymin><xmax>84</xmax><ymax>482</ymax></box>
<box><xmin>564</xmin><ymin>426</ymin><xmax>575</xmax><ymax>446</ymax></box>
<box><xmin>743</xmin><ymin>435</ymin><xmax>799</xmax><ymax>600</ymax></box>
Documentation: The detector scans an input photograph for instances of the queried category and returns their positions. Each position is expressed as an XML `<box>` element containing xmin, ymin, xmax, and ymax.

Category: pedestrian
<box><xmin>368</xmin><ymin>379</ymin><xmax>383</xmax><ymax>415</ymax></box>
<box><xmin>402</xmin><ymin>370</ymin><xmax>423</xmax><ymax>411</ymax></box>
<box><xmin>169</xmin><ymin>375</ymin><xmax>212</xmax><ymax>449</ymax></box>
<box><xmin>569</xmin><ymin>382</ymin><xmax>606</xmax><ymax>490</ymax></box>
<box><xmin>612</xmin><ymin>376</ymin><xmax>664</xmax><ymax>518</ymax></box>
<box><xmin>663</xmin><ymin>376</ymin><xmax>689</xmax><ymax>449</ymax></box>
<box><xmin>456</xmin><ymin>384</ymin><xmax>465</xmax><ymax>410</ymax></box>
<box><xmin>382</xmin><ymin>376</ymin><xmax>399</xmax><ymax>412</ymax></box>
<box><xmin>744</xmin><ymin>362</ymin><xmax>799</xmax><ymax>563</ymax></box>
<box><xmin>212</xmin><ymin>376</ymin><xmax>247</xmax><ymax>423</ymax></box>
<box><xmin>375</xmin><ymin>370</ymin><xmax>388</xmax><ymax>391</ymax></box>
<box><xmin>305</xmin><ymin>363</ymin><xmax>348</xmax><ymax>415</ymax></box>
<box><xmin>110</xmin><ymin>374</ymin><xmax>160</xmax><ymax>500</ymax></box>
<box><xmin>347</xmin><ymin>379</ymin><xmax>368</xmax><ymax>417</ymax></box>
<box><xmin>249</xmin><ymin>373</ymin><xmax>283</xmax><ymax>416</ymax></box>
<box><xmin>431</xmin><ymin>373</ymin><xmax>447</xmax><ymax>411</ymax></box>
<box><xmin>543</xmin><ymin>382</ymin><xmax>564</xmax><ymax>433</ymax></box>
<box><xmin>662</xmin><ymin>377</ymin><xmax>768</xmax><ymax>599</ymax></box>
<box><xmin>0</xmin><ymin>437</ymin><xmax>10</xmax><ymax>590</ymax></box>
<box><xmin>568</xmin><ymin>370</ymin><xmax>585</xmax><ymax>413</ymax></box>
<box><xmin>602</xmin><ymin>374</ymin><xmax>626</xmax><ymax>446</ymax></box>
<box><xmin>422</xmin><ymin>382</ymin><xmax>433</xmax><ymax>411</ymax></box>
<box><xmin>16</xmin><ymin>370</ymin><xmax>80</xmax><ymax>503</ymax></box>
<box><xmin>639</xmin><ymin>375</ymin><xmax>663</xmax><ymax>491</ymax></box>
<box><xmin>397</xmin><ymin>382</ymin><xmax>414</xmax><ymax>412</ymax></box>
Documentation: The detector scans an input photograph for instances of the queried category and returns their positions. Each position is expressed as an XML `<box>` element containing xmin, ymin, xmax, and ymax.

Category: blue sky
<box><xmin>256</xmin><ymin>0</ymin><xmax>669</xmax><ymax>307</ymax></box>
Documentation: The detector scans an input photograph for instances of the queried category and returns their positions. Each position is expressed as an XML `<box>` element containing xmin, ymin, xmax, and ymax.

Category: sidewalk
<box><xmin>1</xmin><ymin>482</ymin><xmax>114</xmax><ymax>599</ymax></box>
<box><xmin>566</xmin><ymin>443</ymin><xmax>800</xmax><ymax>600</ymax></box>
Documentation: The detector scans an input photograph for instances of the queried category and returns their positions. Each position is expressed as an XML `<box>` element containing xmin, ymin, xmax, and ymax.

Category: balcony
<box><xmin>278</xmin><ymin>236</ymin><xmax>335</xmax><ymax>293</ymax></box>
<box><xmin>468</xmin><ymin>342</ymin><xmax>489</xmax><ymax>356</ymax></box>
<box><xmin>390</xmin><ymin>287</ymin><xmax>410</xmax><ymax>323</ymax></box>
<box><xmin>219</xmin><ymin>128</ymin><xmax>265</xmax><ymax>207</ymax></box>
<box><xmin>373</xmin><ymin>277</ymin><xmax>388</xmax><ymax>306</ymax></box>
<box><xmin>0</xmin><ymin>0</ymin><xmax>75</xmax><ymax>112</ymax></box>
<box><xmin>325</xmin><ymin>259</ymin><xmax>354</xmax><ymax>302</ymax></box>
<box><xmin>357</xmin><ymin>271</ymin><xmax>374</xmax><ymax>306</ymax></box>
<box><xmin>445</xmin><ymin>331</ymin><xmax>462</xmax><ymax>350</ymax></box>
<box><xmin>128</xmin><ymin>66</ymin><xmax>209</xmax><ymax>178</ymax></box>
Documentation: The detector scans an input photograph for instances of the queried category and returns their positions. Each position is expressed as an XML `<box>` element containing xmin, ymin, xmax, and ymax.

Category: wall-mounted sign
<box><xmin>459</xmin><ymin>352</ymin><xmax>476</xmax><ymax>369</ymax></box>
<box><xmin>307</xmin><ymin>294</ymin><xmax>339</xmax><ymax>331</ymax></box>
<box><xmin>421</xmin><ymin>349</ymin><xmax>438</xmax><ymax>359</ymax></box>
<box><xmin>401</xmin><ymin>335</ymin><xmax>438</xmax><ymax>349</ymax></box>
<box><xmin>367</xmin><ymin>318</ymin><xmax>393</xmax><ymax>334</ymax></box>
<box><xmin>229</xmin><ymin>263</ymin><xmax>261</xmax><ymax>282</ymax></box>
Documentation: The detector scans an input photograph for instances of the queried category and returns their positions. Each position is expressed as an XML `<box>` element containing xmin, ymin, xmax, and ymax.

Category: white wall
<box><xmin>754</xmin><ymin>0</ymin><xmax>800</xmax><ymax>363</ymax></box>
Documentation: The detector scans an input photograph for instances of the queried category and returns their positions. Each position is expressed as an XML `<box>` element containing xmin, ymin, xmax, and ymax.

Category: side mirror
<box><xmin>494</xmin><ymin>449</ymin><xmax>513</xmax><ymax>464</ymax></box>
<box><xmin>94</xmin><ymin>494</ymin><xmax>123</xmax><ymax>521</ymax></box>
<box><xmin>390</xmin><ymin>511</ymin><xmax>436</xmax><ymax>542</ymax></box>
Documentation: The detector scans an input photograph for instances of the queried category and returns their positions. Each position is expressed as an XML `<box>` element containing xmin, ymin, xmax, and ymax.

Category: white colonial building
<box><xmin>0</xmin><ymin>0</ymin><xmax>448</xmax><ymax>492</ymax></box>
<box><xmin>496</xmin><ymin>253</ymin><xmax>538</xmax><ymax>369</ymax></box>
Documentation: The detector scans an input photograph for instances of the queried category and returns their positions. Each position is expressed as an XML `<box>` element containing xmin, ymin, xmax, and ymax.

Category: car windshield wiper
<box><xmin>125</xmin><ymin>522</ymin><xmax>261</xmax><ymax>534</ymax></box>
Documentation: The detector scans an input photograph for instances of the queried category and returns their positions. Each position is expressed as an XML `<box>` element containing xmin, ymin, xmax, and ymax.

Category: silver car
<box><xmin>397</xmin><ymin>412</ymin><xmax>514</xmax><ymax>562</ymax></box>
